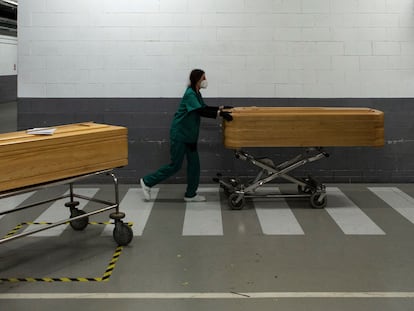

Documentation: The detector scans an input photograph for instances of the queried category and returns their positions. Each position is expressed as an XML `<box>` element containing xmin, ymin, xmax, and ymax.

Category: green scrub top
<box><xmin>170</xmin><ymin>87</ymin><xmax>206</xmax><ymax>143</ymax></box>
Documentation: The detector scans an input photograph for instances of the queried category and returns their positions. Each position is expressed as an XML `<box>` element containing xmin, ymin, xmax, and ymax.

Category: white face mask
<box><xmin>200</xmin><ymin>80</ymin><xmax>208</xmax><ymax>89</ymax></box>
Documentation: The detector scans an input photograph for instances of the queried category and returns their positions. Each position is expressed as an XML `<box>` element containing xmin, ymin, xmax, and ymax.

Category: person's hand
<box><xmin>219</xmin><ymin>110</ymin><xmax>233</xmax><ymax>121</ymax></box>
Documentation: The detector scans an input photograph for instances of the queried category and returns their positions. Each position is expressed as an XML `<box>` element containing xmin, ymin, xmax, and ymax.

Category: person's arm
<box><xmin>197</xmin><ymin>105</ymin><xmax>219</xmax><ymax>119</ymax></box>
<box><xmin>197</xmin><ymin>105</ymin><xmax>234</xmax><ymax>121</ymax></box>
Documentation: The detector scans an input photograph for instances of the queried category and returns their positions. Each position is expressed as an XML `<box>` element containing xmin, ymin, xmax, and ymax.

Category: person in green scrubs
<box><xmin>140</xmin><ymin>69</ymin><xmax>232</xmax><ymax>202</ymax></box>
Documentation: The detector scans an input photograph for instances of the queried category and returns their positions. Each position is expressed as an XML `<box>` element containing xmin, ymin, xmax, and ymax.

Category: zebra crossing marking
<box><xmin>368</xmin><ymin>187</ymin><xmax>414</xmax><ymax>224</ymax></box>
<box><xmin>22</xmin><ymin>188</ymin><xmax>99</xmax><ymax>237</ymax></box>
<box><xmin>0</xmin><ymin>192</ymin><xmax>35</xmax><ymax>221</ymax></box>
<box><xmin>101</xmin><ymin>187</ymin><xmax>159</xmax><ymax>236</ymax></box>
<box><xmin>182</xmin><ymin>187</ymin><xmax>223</xmax><ymax>236</ymax></box>
<box><xmin>3</xmin><ymin>186</ymin><xmax>414</xmax><ymax>237</ymax></box>
<box><xmin>253</xmin><ymin>187</ymin><xmax>304</xmax><ymax>235</ymax></box>
<box><xmin>325</xmin><ymin>187</ymin><xmax>385</xmax><ymax>235</ymax></box>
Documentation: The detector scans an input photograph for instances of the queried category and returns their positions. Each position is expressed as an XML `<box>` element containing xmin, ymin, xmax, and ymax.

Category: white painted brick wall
<box><xmin>18</xmin><ymin>0</ymin><xmax>414</xmax><ymax>98</ymax></box>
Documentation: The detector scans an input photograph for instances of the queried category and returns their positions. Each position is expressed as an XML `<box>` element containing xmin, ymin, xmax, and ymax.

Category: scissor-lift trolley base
<box><xmin>214</xmin><ymin>148</ymin><xmax>329</xmax><ymax>210</ymax></box>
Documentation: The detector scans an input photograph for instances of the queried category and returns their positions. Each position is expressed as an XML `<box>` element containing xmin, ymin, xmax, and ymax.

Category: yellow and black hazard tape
<box><xmin>0</xmin><ymin>221</ymin><xmax>132</xmax><ymax>283</ymax></box>
<box><xmin>101</xmin><ymin>245</ymin><xmax>123</xmax><ymax>281</ymax></box>
<box><xmin>1</xmin><ymin>277</ymin><xmax>105</xmax><ymax>283</ymax></box>
<box><xmin>4</xmin><ymin>221</ymin><xmax>53</xmax><ymax>238</ymax></box>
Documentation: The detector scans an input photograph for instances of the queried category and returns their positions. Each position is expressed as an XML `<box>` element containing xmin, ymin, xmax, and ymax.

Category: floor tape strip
<box><xmin>0</xmin><ymin>222</ymin><xmax>132</xmax><ymax>283</ymax></box>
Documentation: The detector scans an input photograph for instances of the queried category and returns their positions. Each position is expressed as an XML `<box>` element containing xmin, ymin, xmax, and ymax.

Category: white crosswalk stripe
<box><xmin>182</xmin><ymin>187</ymin><xmax>223</xmax><ymax>236</ymax></box>
<box><xmin>325</xmin><ymin>187</ymin><xmax>385</xmax><ymax>235</ymax></box>
<box><xmin>368</xmin><ymin>187</ymin><xmax>414</xmax><ymax>224</ymax></box>
<box><xmin>101</xmin><ymin>187</ymin><xmax>159</xmax><ymax>236</ymax></box>
<box><xmin>22</xmin><ymin>188</ymin><xmax>99</xmax><ymax>237</ymax></box>
<box><xmin>4</xmin><ymin>186</ymin><xmax>414</xmax><ymax>238</ymax></box>
<box><xmin>253</xmin><ymin>187</ymin><xmax>304</xmax><ymax>235</ymax></box>
<box><xmin>0</xmin><ymin>192</ymin><xmax>35</xmax><ymax>221</ymax></box>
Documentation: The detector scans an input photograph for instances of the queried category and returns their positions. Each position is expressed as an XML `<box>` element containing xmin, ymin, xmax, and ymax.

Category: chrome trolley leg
<box><xmin>108</xmin><ymin>172</ymin><xmax>133</xmax><ymax>246</ymax></box>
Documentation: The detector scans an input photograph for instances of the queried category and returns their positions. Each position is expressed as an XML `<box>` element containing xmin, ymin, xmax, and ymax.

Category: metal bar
<box><xmin>72</xmin><ymin>194</ymin><xmax>115</xmax><ymax>207</ymax></box>
<box><xmin>108</xmin><ymin>172</ymin><xmax>120</xmax><ymax>213</ymax></box>
<box><xmin>278</xmin><ymin>173</ymin><xmax>306</xmax><ymax>186</ymax></box>
<box><xmin>217</xmin><ymin>148</ymin><xmax>329</xmax><ymax>208</ymax></box>
<box><xmin>244</xmin><ymin>193</ymin><xmax>311</xmax><ymax>199</ymax></box>
<box><xmin>0</xmin><ymin>194</ymin><xmax>70</xmax><ymax>216</ymax></box>
<box><xmin>0</xmin><ymin>169</ymin><xmax>124</xmax><ymax>245</ymax></box>
<box><xmin>68</xmin><ymin>183</ymin><xmax>75</xmax><ymax>203</ymax></box>
<box><xmin>0</xmin><ymin>205</ymin><xmax>117</xmax><ymax>245</ymax></box>
<box><xmin>242</xmin><ymin>158</ymin><xmax>309</xmax><ymax>193</ymax></box>
<box><xmin>237</xmin><ymin>149</ymin><xmax>327</xmax><ymax>194</ymax></box>
<box><xmin>0</xmin><ymin>170</ymin><xmax>113</xmax><ymax>199</ymax></box>
<box><xmin>275</xmin><ymin>154</ymin><xmax>303</xmax><ymax>170</ymax></box>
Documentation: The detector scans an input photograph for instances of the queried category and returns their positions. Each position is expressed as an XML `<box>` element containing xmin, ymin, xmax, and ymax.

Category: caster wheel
<box><xmin>228</xmin><ymin>193</ymin><xmax>245</xmax><ymax>210</ymax></box>
<box><xmin>310</xmin><ymin>192</ymin><xmax>327</xmax><ymax>209</ymax></box>
<box><xmin>70</xmin><ymin>209</ymin><xmax>89</xmax><ymax>231</ymax></box>
<box><xmin>113</xmin><ymin>222</ymin><xmax>133</xmax><ymax>246</ymax></box>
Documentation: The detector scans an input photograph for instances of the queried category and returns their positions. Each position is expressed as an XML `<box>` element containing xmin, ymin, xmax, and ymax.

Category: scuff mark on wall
<box><xmin>387</xmin><ymin>139</ymin><xmax>414</xmax><ymax>145</ymax></box>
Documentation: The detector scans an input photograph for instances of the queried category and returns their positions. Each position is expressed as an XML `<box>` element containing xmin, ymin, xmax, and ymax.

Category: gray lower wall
<box><xmin>17</xmin><ymin>98</ymin><xmax>414</xmax><ymax>184</ymax></box>
<box><xmin>0</xmin><ymin>75</ymin><xmax>17</xmax><ymax>104</ymax></box>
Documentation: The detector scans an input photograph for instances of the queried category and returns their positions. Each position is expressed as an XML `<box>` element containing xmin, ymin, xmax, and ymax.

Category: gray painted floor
<box><xmin>1</xmin><ymin>183</ymin><xmax>414</xmax><ymax>310</ymax></box>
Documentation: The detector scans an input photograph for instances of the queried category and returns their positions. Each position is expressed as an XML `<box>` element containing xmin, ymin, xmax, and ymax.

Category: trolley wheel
<box><xmin>228</xmin><ymin>193</ymin><xmax>245</xmax><ymax>210</ymax></box>
<box><xmin>310</xmin><ymin>192</ymin><xmax>327</xmax><ymax>209</ymax></box>
<box><xmin>69</xmin><ymin>209</ymin><xmax>89</xmax><ymax>231</ymax></box>
<box><xmin>113</xmin><ymin>221</ymin><xmax>133</xmax><ymax>246</ymax></box>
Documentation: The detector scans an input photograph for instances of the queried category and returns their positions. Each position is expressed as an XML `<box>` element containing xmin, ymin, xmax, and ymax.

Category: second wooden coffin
<box><xmin>0</xmin><ymin>122</ymin><xmax>128</xmax><ymax>192</ymax></box>
<box><xmin>222</xmin><ymin>107</ymin><xmax>384</xmax><ymax>149</ymax></box>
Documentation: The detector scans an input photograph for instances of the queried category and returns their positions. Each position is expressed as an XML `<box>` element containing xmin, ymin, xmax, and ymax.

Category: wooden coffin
<box><xmin>0</xmin><ymin>122</ymin><xmax>128</xmax><ymax>192</ymax></box>
<box><xmin>223</xmin><ymin>107</ymin><xmax>384</xmax><ymax>149</ymax></box>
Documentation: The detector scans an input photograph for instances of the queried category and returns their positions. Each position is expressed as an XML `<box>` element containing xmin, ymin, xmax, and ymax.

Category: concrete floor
<box><xmin>1</xmin><ymin>103</ymin><xmax>414</xmax><ymax>310</ymax></box>
<box><xmin>1</xmin><ymin>183</ymin><xmax>414</xmax><ymax>310</ymax></box>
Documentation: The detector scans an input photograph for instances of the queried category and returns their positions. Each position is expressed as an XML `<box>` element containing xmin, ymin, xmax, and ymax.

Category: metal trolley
<box><xmin>214</xmin><ymin>148</ymin><xmax>329</xmax><ymax>210</ymax></box>
<box><xmin>0</xmin><ymin>169</ymin><xmax>133</xmax><ymax>246</ymax></box>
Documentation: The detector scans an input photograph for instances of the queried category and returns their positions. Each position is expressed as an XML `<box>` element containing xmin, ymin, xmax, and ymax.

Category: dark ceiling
<box><xmin>0</xmin><ymin>0</ymin><xmax>17</xmax><ymax>37</ymax></box>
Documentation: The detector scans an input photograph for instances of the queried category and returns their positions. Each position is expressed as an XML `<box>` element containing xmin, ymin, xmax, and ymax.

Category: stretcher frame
<box><xmin>214</xmin><ymin>148</ymin><xmax>329</xmax><ymax>210</ymax></box>
<box><xmin>0</xmin><ymin>169</ymin><xmax>133</xmax><ymax>246</ymax></box>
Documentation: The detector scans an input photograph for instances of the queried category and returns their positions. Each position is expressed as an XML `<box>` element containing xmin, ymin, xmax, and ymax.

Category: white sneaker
<box><xmin>140</xmin><ymin>178</ymin><xmax>151</xmax><ymax>201</ymax></box>
<box><xmin>184</xmin><ymin>194</ymin><xmax>206</xmax><ymax>202</ymax></box>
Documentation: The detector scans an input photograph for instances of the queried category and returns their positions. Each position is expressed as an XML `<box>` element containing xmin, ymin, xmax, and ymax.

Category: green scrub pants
<box><xmin>143</xmin><ymin>139</ymin><xmax>200</xmax><ymax>198</ymax></box>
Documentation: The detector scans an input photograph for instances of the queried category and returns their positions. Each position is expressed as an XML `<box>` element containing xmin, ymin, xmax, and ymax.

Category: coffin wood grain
<box><xmin>223</xmin><ymin>107</ymin><xmax>384</xmax><ymax>148</ymax></box>
<box><xmin>0</xmin><ymin>122</ymin><xmax>128</xmax><ymax>192</ymax></box>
